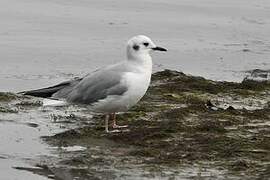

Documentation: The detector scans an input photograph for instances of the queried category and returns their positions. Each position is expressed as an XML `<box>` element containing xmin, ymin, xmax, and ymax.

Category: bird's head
<box><xmin>126</xmin><ymin>35</ymin><xmax>167</xmax><ymax>60</ymax></box>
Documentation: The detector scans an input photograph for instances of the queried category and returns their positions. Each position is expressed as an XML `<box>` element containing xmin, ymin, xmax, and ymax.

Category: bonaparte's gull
<box><xmin>22</xmin><ymin>35</ymin><xmax>167</xmax><ymax>132</ymax></box>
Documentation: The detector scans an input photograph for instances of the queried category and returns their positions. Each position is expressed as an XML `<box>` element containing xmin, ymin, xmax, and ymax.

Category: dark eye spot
<box><xmin>133</xmin><ymin>44</ymin><xmax>139</xmax><ymax>51</ymax></box>
<box><xmin>143</xmin><ymin>42</ymin><xmax>149</xmax><ymax>47</ymax></box>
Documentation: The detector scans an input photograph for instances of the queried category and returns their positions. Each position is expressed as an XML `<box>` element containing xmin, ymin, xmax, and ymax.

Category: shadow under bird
<box><xmin>21</xmin><ymin>35</ymin><xmax>167</xmax><ymax>132</ymax></box>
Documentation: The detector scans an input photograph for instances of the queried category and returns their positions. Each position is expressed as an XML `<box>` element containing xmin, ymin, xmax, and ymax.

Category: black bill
<box><xmin>152</xmin><ymin>46</ymin><xmax>167</xmax><ymax>51</ymax></box>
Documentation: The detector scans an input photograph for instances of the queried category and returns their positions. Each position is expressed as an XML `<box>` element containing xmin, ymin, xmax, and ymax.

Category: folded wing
<box><xmin>21</xmin><ymin>64</ymin><xmax>129</xmax><ymax>105</ymax></box>
<box><xmin>63</xmin><ymin>68</ymin><xmax>128</xmax><ymax>105</ymax></box>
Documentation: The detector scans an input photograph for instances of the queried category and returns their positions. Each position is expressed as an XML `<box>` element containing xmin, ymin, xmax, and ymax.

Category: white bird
<box><xmin>22</xmin><ymin>35</ymin><xmax>167</xmax><ymax>132</ymax></box>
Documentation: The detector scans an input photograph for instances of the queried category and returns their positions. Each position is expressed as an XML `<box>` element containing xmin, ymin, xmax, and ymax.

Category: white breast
<box><xmin>121</xmin><ymin>71</ymin><xmax>152</xmax><ymax>108</ymax></box>
<box><xmin>91</xmin><ymin>70</ymin><xmax>151</xmax><ymax>113</ymax></box>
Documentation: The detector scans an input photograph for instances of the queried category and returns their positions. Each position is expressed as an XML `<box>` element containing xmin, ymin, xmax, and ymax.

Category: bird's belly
<box><xmin>91</xmin><ymin>72</ymin><xmax>151</xmax><ymax>113</ymax></box>
<box><xmin>120</xmin><ymin>71</ymin><xmax>151</xmax><ymax>109</ymax></box>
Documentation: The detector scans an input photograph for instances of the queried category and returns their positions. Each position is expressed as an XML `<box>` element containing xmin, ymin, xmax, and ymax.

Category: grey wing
<box><xmin>51</xmin><ymin>77</ymin><xmax>83</xmax><ymax>99</ymax></box>
<box><xmin>64</xmin><ymin>68</ymin><xmax>128</xmax><ymax>105</ymax></box>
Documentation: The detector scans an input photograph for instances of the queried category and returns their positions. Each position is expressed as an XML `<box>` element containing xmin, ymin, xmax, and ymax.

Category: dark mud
<box><xmin>1</xmin><ymin>70</ymin><xmax>270</xmax><ymax>180</ymax></box>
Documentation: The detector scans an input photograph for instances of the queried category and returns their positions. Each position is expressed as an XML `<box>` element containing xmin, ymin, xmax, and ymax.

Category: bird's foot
<box><xmin>112</xmin><ymin>124</ymin><xmax>129</xmax><ymax>129</ymax></box>
<box><xmin>106</xmin><ymin>129</ymin><xmax>121</xmax><ymax>133</ymax></box>
<box><xmin>105</xmin><ymin>129</ymin><xmax>130</xmax><ymax>133</ymax></box>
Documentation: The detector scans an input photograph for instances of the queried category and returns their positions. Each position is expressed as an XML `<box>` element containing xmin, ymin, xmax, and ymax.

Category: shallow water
<box><xmin>0</xmin><ymin>100</ymin><xmax>92</xmax><ymax>180</ymax></box>
<box><xmin>1</xmin><ymin>0</ymin><xmax>270</xmax><ymax>92</ymax></box>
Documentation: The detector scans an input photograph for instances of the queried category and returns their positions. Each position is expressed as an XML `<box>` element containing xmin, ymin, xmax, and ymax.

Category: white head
<box><xmin>126</xmin><ymin>35</ymin><xmax>167</xmax><ymax>60</ymax></box>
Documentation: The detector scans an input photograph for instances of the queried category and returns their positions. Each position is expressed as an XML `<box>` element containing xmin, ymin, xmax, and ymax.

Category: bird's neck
<box><xmin>127</xmin><ymin>53</ymin><xmax>152</xmax><ymax>72</ymax></box>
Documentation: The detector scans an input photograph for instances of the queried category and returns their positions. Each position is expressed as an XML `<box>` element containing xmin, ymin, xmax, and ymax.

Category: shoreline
<box><xmin>1</xmin><ymin>69</ymin><xmax>269</xmax><ymax>179</ymax></box>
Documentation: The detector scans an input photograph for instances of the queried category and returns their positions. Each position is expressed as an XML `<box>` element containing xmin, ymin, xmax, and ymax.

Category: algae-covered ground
<box><xmin>0</xmin><ymin>70</ymin><xmax>270</xmax><ymax>180</ymax></box>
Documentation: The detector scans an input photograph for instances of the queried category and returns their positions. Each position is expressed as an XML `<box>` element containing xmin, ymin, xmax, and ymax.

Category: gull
<box><xmin>22</xmin><ymin>35</ymin><xmax>167</xmax><ymax>132</ymax></box>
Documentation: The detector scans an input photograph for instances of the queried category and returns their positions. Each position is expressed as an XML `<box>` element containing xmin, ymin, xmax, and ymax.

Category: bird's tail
<box><xmin>19</xmin><ymin>86</ymin><xmax>68</xmax><ymax>107</ymax></box>
<box><xmin>19</xmin><ymin>81</ymin><xmax>72</xmax><ymax>98</ymax></box>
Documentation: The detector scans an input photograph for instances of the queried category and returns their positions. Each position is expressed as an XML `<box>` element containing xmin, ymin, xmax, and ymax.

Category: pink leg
<box><xmin>105</xmin><ymin>114</ymin><xmax>109</xmax><ymax>133</ymax></box>
<box><xmin>105</xmin><ymin>114</ymin><xmax>120</xmax><ymax>133</ymax></box>
<box><xmin>110</xmin><ymin>113</ymin><xmax>128</xmax><ymax>129</ymax></box>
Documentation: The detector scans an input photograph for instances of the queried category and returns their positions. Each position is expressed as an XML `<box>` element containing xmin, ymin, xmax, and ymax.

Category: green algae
<box><xmin>0</xmin><ymin>92</ymin><xmax>17</xmax><ymax>102</ymax></box>
<box><xmin>152</xmin><ymin>69</ymin><xmax>270</xmax><ymax>97</ymax></box>
<box><xmin>0</xmin><ymin>106</ymin><xmax>18</xmax><ymax>113</ymax></box>
<box><xmin>1</xmin><ymin>70</ymin><xmax>270</xmax><ymax>179</ymax></box>
<box><xmin>40</xmin><ymin>70</ymin><xmax>270</xmax><ymax>179</ymax></box>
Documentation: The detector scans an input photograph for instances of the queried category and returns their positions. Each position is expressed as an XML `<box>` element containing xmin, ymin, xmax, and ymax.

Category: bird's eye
<box><xmin>143</xmin><ymin>42</ymin><xmax>149</xmax><ymax>47</ymax></box>
<box><xmin>133</xmin><ymin>45</ymin><xmax>139</xmax><ymax>51</ymax></box>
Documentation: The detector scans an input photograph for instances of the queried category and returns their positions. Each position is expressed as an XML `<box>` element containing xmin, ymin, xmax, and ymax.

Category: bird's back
<box><xmin>54</xmin><ymin>62</ymin><xmax>130</xmax><ymax>105</ymax></box>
